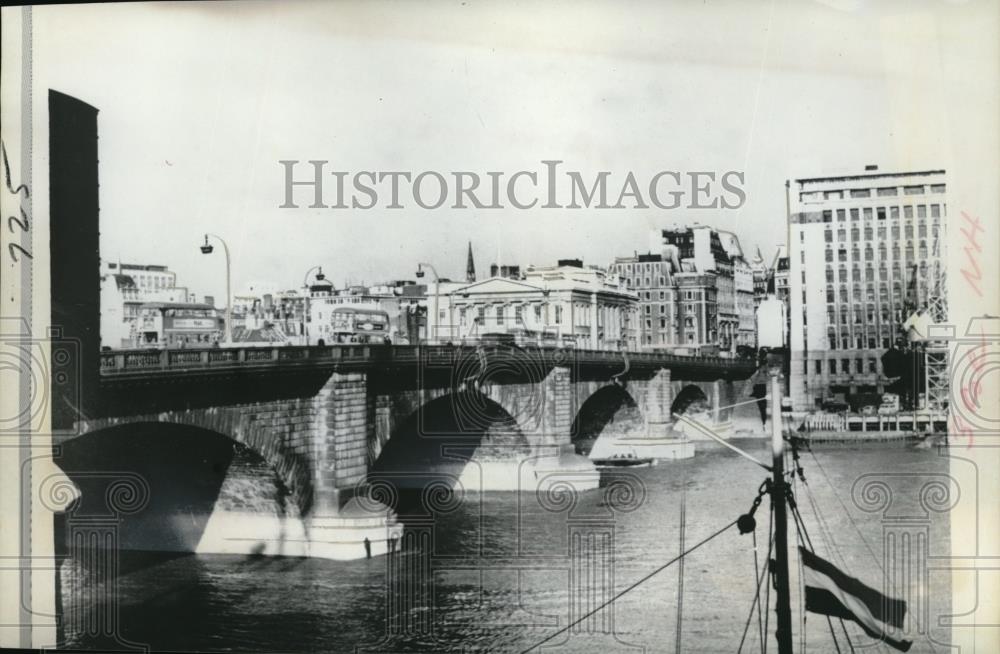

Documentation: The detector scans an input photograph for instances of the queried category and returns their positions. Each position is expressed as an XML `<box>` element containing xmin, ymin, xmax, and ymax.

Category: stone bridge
<box><xmin>56</xmin><ymin>344</ymin><xmax>756</xmax><ymax>560</ymax></box>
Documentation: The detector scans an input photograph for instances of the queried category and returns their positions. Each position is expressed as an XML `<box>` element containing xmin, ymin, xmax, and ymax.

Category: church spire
<box><xmin>466</xmin><ymin>241</ymin><xmax>476</xmax><ymax>282</ymax></box>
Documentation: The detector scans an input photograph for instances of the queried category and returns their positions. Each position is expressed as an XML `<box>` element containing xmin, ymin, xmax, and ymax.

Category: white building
<box><xmin>100</xmin><ymin>262</ymin><xmax>196</xmax><ymax>348</ymax></box>
<box><xmin>787</xmin><ymin>166</ymin><xmax>947</xmax><ymax>410</ymax></box>
<box><xmin>428</xmin><ymin>261</ymin><xmax>638</xmax><ymax>350</ymax></box>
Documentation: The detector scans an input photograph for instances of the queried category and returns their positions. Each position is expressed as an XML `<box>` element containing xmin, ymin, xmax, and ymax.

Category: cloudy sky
<box><xmin>31</xmin><ymin>0</ymin><xmax>995</xmax><ymax>302</ymax></box>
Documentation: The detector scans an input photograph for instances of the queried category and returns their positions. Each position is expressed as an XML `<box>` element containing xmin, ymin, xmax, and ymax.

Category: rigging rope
<box><xmin>754</xmin><ymin>529</ymin><xmax>766</xmax><ymax>651</ymax></box>
<box><xmin>790</xmin><ymin>486</ymin><xmax>856</xmax><ymax>654</ymax></box>
<box><xmin>738</xmin><ymin>529</ymin><xmax>773</xmax><ymax>654</ymax></box>
<box><xmin>519</xmin><ymin>519</ymin><xmax>738</xmax><ymax>653</ymax></box>
<box><xmin>763</xmin><ymin>499</ymin><xmax>773</xmax><ymax>654</ymax></box>
<box><xmin>807</xmin><ymin>449</ymin><xmax>884</xmax><ymax>573</ymax></box>
<box><xmin>790</xmin><ymin>491</ymin><xmax>847</xmax><ymax>654</ymax></box>
<box><xmin>674</xmin><ymin>477</ymin><xmax>687</xmax><ymax>654</ymax></box>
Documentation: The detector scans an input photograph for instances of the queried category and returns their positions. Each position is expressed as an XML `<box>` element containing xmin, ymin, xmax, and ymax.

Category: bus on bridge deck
<box><xmin>132</xmin><ymin>302</ymin><xmax>223</xmax><ymax>348</ymax></box>
<box><xmin>312</xmin><ymin>307</ymin><xmax>392</xmax><ymax>345</ymax></box>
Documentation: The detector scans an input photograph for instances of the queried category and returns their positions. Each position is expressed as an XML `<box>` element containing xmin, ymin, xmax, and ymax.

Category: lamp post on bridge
<box><xmin>415</xmin><ymin>262</ymin><xmax>439</xmax><ymax>344</ymax></box>
<box><xmin>302</xmin><ymin>265</ymin><xmax>326</xmax><ymax>345</ymax></box>
<box><xmin>199</xmin><ymin>233</ymin><xmax>232</xmax><ymax>345</ymax></box>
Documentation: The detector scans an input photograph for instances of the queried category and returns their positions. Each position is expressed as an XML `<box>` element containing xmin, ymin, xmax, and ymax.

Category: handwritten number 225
<box><xmin>2</xmin><ymin>140</ymin><xmax>32</xmax><ymax>262</ymax></box>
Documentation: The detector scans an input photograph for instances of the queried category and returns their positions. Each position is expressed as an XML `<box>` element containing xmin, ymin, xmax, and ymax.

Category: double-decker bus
<box><xmin>134</xmin><ymin>302</ymin><xmax>223</xmax><ymax>348</ymax></box>
<box><xmin>316</xmin><ymin>307</ymin><xmax>391</xmax><ymax>345</ymax></box>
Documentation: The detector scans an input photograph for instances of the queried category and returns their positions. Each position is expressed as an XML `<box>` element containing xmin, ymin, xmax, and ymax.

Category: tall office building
<box><xmin>787</xmin><ymin>166</ymin><xmax>947</xmax><ymax>410</ymax></box>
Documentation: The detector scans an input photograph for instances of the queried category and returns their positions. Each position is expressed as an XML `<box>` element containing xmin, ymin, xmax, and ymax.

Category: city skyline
<box><xmin>29</xmin><ymin>0</ymin><xmax>967</xmax><ymax>304</ymax></box>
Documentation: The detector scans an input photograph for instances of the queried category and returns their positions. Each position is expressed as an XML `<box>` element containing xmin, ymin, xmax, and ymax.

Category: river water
<box><xmin>61</xmin><ymin>441</ymin><xmax>953</xmax><ymax>653</ymax></box>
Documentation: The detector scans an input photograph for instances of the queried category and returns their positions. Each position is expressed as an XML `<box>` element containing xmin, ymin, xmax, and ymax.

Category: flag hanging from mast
<box><xmin>799</xmin><ymin>546</ymin><xmax>913</xmax><ymax>652</ymax></box>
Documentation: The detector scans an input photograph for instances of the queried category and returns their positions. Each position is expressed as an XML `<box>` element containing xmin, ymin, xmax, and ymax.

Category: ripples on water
<box><xmin>63</xmin><ymin>442</ymin><xmax>952</xmax><ymax>653</ymax></box>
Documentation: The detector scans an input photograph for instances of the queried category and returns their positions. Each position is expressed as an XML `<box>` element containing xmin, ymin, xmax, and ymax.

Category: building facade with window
<box><xmin>787</xmin><ymin>167</ymin><xmax>947</xmax><ymax>410</ymax></box>
<box><xmin>429</xmin><ymin>261</ymin><xmax>638</xmax><ymax>350</ymax></box>
<box><xmin>629</xmin><ymin>225</ymin><xmax>755</xmax><ymax>353</ymax></box>
<box><xmin>608</xmin><ymin>252</ymin><xmax>679</xmax><ymax>349</ymax></box>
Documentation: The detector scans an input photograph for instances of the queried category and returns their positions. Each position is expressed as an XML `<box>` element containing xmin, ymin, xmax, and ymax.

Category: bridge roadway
<box><xmin>99</xmin><ymin>343</ymin><xmax>755</xmax><ymax>380</ymax></box>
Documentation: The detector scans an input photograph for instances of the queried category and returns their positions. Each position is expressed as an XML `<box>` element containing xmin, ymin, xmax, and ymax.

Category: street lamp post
<box><xmin>200</xmin><ymin>234</ymin><xmax>232</xmax><ymax>344</ymax></box>
<box><xmin>415</xmin><ymin>263</ymin><xmax>440</xmax><ymax>344</ymax></box>
<box><xmin>302</xmin><ymin>265</ymin><xmax>326</xmax><ymax>345</ymax></box>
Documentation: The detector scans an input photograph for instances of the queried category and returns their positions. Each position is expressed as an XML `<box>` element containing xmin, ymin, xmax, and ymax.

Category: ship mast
<box><xmin>770</xmin><ymin>370</ymin><xmax>794</xmax><ymax>654</ymax></box>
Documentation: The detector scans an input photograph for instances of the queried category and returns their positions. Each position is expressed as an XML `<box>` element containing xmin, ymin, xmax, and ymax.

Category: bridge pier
<box><xmin>644</xmin><ymin>369</ymin><xmax>674</xmax><ymax>439</ymax></box>
<box><xmin>625</xmin><ymin>368</ymin><xmax>694</xmax><ymax>460</ymax></box>
<box><xmin>309</xmin><ymin>371</ymin><xmax>403</xmax><ymax>560</ymax></box>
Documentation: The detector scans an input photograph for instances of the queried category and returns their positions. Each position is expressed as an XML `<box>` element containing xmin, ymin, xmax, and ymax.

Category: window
<box><xmin>829</xmin><ymin>359</ymin><xmax>837</xmax><ymax>373</ymax></box>
<box><xmin>825</xmin><ymin>190</ymin><xmax>843</xmax><ymax>200</ymax></box>
<box><xmin>850</xmin><ymin>208</ymin><xmax>860</xmax><ymax>221</ymax></box>
<box><xmin>877</xmin><ymin>207</ymin><xmax>886</xmax><ymax>220</ymax></box>
<box><xmin>496</xmin><ymin>305</ymin><xmax>505</xmax><ymax>325</ymax></box>
<box><xmin>855</xmin><ymin>358</ymin><xmax>864</xmax><ymax>373</ymax></box>
<box><xmin>904</xmin><ymin>185</ymin><xmax>925</xmax><ymax>195</ymax></box>
<box><xmin>931</xmin><ymin>204</ymin><xmax>941</xmax><ymax>218</ymax></box>
<box><xmin>890</xmin><ymin>206</ymin><xmax>900</xmax><ymax>219</ymax></box>
<box><xmin>815</xmin><ymin>360</ymin><xmax>822</xmax><ymax>374</ymax></box>
<box><xmin>534</xmin><ymin>304</ymin><xmax>542</xmax><ymax>320</ymax></box>
<box><xmin>554</xmin><ymin>306</ymin><xmax>562</xmax><ymax>324</ymax></box>
<box><xmin>850</xmin><ymin>189</ymin><xmax>871</xmax><ymax>198</ymax></box>
<box><xmin>877</xmin><ymin>187</ymin><xmax>898</xmax><ymax>197</ymax></box>
<box><xmin>917</xmin><ymin>205</ymin><xmax>927</xmax><ymax>218</ymax></box>
<box><xmin>930</xmin><ymin>184</ymin><xmax>945</xmax><ymax>194</ymax></box>
<box><xmin>823</xmin><ymin>210</ymin><xmax>833</xmax><ymax>223</ymax></box>
<box><xmin>824</xmin><ymin>230</ymin><xmax>833</xmax><ymax>243</ymax></box>
<box><xmin>863</xmin><ymin>208</ymin><xmax>873</xmax><ymax>220</ymax></box>
<box><xmin>837</xmin><ymin>209</ymin><xmax>846</xmax><ymax>221</ymax></box>
<box><xmin>869</xmin><ymin>359</ymin><xmax>877</xmax><ymax>373</ymax></box>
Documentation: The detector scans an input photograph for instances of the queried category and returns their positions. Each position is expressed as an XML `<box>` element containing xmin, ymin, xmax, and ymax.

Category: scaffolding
<box><xmin>923</xmin><ymin>231</ymin><xmax>949</xmax><ymax>412</ymax></box>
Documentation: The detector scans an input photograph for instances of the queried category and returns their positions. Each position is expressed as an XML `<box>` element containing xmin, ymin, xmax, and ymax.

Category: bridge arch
<box><xmin>370</xmin><ymin>390</ymin><xmax>532</xmax><ymax>503</ymax></box>
<box><xmin>670</xmin><ymin>384</ymin><xmax>710</xmax><ymax>417</ymax></box>
<box><xmin>56</xmin><ymin>422</ymin><xmax>306</xmax><ymax>556</ymax></box>
<box><xmin>570</xmin><ymin>384</ymin><xmax>643</xmax><ymax>455</ymax></box>
<box><xmin>73</xmin><ymin>409</ymin><xmax>313</xmax><ymax>514</ymax></box>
